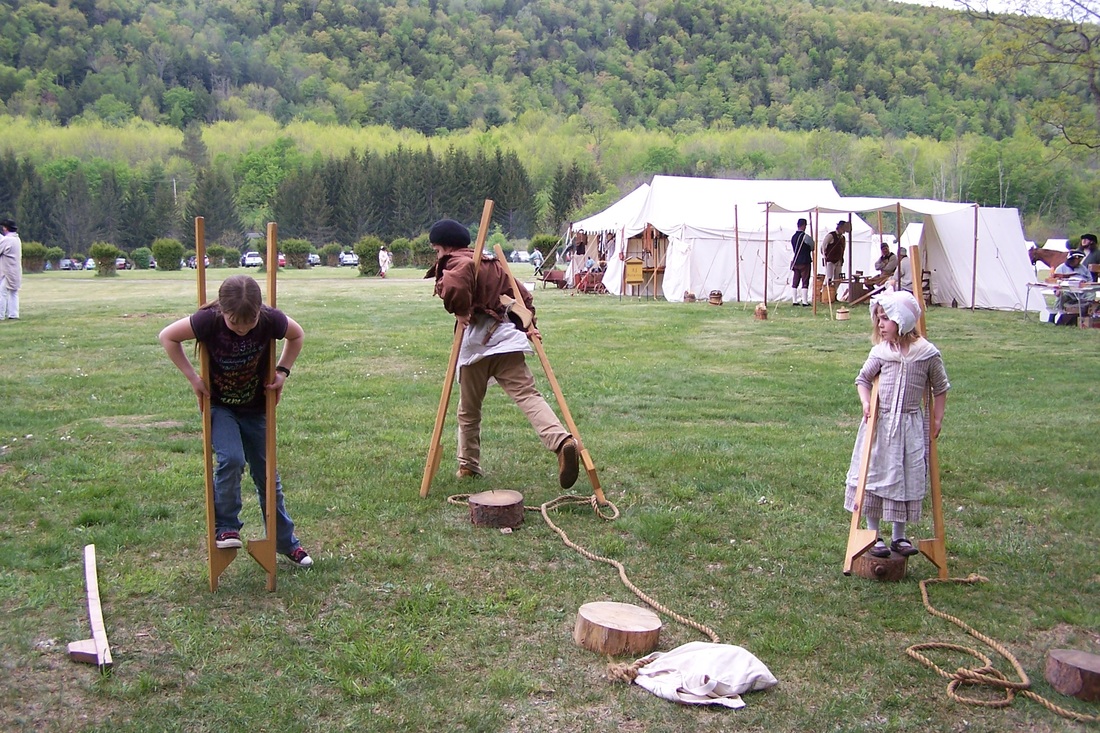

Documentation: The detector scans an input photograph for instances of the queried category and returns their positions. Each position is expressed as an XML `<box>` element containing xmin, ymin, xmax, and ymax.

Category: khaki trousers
<box><xmin>457</xmin><ymin>351</ymin><xmax>569</xmax><ymax>474</ymax></box>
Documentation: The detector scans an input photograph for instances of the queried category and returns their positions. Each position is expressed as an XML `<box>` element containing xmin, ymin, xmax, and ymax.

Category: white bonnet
<box><xmin>871</xmin><ymin>290</ymin><xmax>922</xmax><ymax>334</ymax></box>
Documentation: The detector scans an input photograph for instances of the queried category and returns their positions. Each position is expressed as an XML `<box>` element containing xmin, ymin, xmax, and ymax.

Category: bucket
<box><xmin>708</xmin><ymin>290</ymin><xmax>723</xmax><ymax>306</ymax></box>
<box><xmin>836</xmin><ymin>308</ymin><xmax>850</xmax><ymax>321</ymax></box>
<box><xmin>754</xmin><ymin>303</ymin><xmax>768</xmax><ymax>320</ymax></box>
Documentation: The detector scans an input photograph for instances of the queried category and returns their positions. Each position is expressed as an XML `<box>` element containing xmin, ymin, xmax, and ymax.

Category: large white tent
<box><xmin>587</xmin><ymin>175</ymin><xmax>877</xmax><ymax>303</ymax></box>
<box><xmin>769</xmin><ymin>196</ymin><xmax>1040</xmax><ymax>311</ymax></box>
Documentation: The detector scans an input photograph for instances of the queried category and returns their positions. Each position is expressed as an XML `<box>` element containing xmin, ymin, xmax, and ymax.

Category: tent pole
<box><xmin>847</xmin><ymin>213</ymin><xmax>854</xmax><ymax>300</ymax></box>
<box><xmin>896</xmin><ymin>203</ymin><xmax>903</xmax><ymax>289</ymax></box>
<box><xmin>734</xmin><ymin>205</ymin><xmax>741</xmax><ymax>303</ymax></box>
<box><xmin>764</xmin><ymin>204</ymin><xmax>770</xmax><ymax>305</ymax></box>
<box><xmin>971</xmin><ymin>205</ymin><xmax>979</xmax><ymax>310</ymax></box>
<box><xmin>876</xmin><ymin>211</ymin><xmax>884</xmax><ymax>246</ymax></box>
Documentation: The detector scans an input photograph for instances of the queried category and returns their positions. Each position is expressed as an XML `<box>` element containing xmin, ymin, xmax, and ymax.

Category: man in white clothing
<box><xmin>0</xmin><ymin>218</ymin><xmax>21</xmax><ymax>320</ymax></box>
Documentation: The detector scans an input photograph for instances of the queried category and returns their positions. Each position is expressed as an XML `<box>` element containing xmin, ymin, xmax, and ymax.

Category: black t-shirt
<box><xmin>190</xmin><ymin>305</ymin><xmax>289</xmax><ymax>412</ymax></box>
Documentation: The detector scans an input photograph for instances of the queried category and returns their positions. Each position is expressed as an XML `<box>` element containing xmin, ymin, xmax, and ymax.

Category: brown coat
<box><xmin>432</xmin><ymin>248</ymin><xmax>535</xmax><ymax>326</ymax></box>
<box><xmin>823</xmin><ymin>230</ymin><xmax>846</xmax><ymax>264</ymax></box>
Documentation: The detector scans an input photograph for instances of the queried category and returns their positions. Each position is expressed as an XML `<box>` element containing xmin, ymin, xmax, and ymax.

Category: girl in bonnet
<box><xmin>843</xmin><ymin>291</ymin><xmax>950</xmax><ymax>558</ymax></box>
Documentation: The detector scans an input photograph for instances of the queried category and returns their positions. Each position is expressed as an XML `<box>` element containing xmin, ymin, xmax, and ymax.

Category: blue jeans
<box><xmin>210</xmin><ymin>405</ymin><xmax>301</xmax><ymax>554</ymax></box>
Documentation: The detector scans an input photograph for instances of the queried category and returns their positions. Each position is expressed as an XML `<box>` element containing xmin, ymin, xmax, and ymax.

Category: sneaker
<box><xmin>456</xmin><ymin>467</ymin><xmax>479</xmax><ymax>479</ymax></box>
<box><xmin>215</xmin><ymin>530</ymin><xmax>243</xmax><ymax>549</ymax></box>
<box><xmin>283</xmin><ymin>547</ymin><xmax>313</xmax><ymax>568</ymax></box>
<box><xmin>557</xmin><ymin>437</ymin><xmax>579</xmax><ymax>489</ymax></box>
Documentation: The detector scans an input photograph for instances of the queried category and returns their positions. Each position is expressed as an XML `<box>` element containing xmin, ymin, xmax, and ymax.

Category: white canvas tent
<box><xmin>592</xmin><ymin>175</ymin><xmax>877</xmax><ymax>302</ymax></box>
<box><xmin>769</xmin><ymin>196</ymin><xmax>1040</xmax><ymax>311</ymax></box>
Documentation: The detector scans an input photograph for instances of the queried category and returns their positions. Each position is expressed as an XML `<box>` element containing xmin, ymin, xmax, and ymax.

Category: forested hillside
<box><xmin>0</xmin><ymin>0</ymin><xmax>1096</xmax><ymax>257</ymax></box>
<box><xmin>0</xmin><ymin>0</ymin><xmax>1057</xmax><ymax>140</ymax></box>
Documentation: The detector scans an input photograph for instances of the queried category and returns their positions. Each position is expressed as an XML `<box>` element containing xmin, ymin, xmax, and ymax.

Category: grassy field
<box><xmin>1</xmin><ymin>267</ymin><xmax>1097</xmax><ymax>733</ymax></box>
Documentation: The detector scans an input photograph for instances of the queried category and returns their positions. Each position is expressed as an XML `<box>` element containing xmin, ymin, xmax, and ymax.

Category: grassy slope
<box><xmin>0</xmin><ymin>268</ymin><xmax>1097</xmax><ymax>732</ymax></box>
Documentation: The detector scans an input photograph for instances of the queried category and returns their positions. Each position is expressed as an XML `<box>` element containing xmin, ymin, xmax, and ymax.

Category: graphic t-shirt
<box><xmin>190</xmin><ymin>306</ymin><xmax>289</xmax><ymax>412</ymax></box>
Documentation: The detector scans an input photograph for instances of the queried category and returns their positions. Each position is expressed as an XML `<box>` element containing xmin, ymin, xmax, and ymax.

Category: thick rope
<box><xmin>448</xmin><ymin>492</ymin><xmax>721</xmax><ymax>646</ymax></box>
<box><xmin>907</xmin><ymin>574</ymin><xmax>1098</xmax><ymax>724</ymax></box>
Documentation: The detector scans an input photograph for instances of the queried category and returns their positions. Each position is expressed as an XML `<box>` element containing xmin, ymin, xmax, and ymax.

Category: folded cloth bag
<box><xmin>631</xmin><ymin>641</ymin><xmax>778</xmax><ymax>709</ymax></box>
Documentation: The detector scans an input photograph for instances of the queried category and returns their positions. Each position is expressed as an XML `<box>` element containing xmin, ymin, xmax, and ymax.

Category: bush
<box><xmin>409</xmin><ymin>233</ymin><xmax>433</xmax><ymax>269</ymax></box>
<box><xmin>131</xmin><ymin>246</ymin><xmax>153</xmax><ymax>269</ymax></box>
<box><xmin>281</xmin><ymin>238</ymin><xmax>312</xmax><ymax>269</ymax></box>
<box><xmin>321</xmin><ymin>243</ymin><xmax>342</xmax><ymax>267</ymax></box>
<box><xmin>530</xmin><ymin>234</ymin><xmax>560</xmax><ymax>269</ymax></box>
<box><xmin>354</xmin><ymin>235</ymin><xmax>385</xmax><ymax>277</ymax></box>
<box><xmin>21</xmin><ymin>241</ymin><xmax>48</xmax><ymax>273</ymax></box>
<box><xmin>45</xmin><ymin>246</ymin><xmax>64</xmax><ymax>269</ymax></box>
<box><xmin>89</xmin><ymin>242</ymin><xmax>122</xmax><ymax>276</ymax></box>
<box><xmin>390</xmin><ymin>237</ymin><xmax>410</xmax><ymax>267</ymax></box>
<box><xmin>152</xmin><ymin>239</ymin><xmax>185</xmax><ymax>271</ymax></box>
<box><xmin>206</xmin><ymin>244</ymin><xmax>228</xmax><ymax>268</ymax></box>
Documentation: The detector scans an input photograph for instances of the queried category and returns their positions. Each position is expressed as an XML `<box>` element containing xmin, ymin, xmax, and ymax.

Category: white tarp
<box><xmin>600</xmin><ymin>175</ymin><xmax>876</xmax><ymax>302</ymax></box>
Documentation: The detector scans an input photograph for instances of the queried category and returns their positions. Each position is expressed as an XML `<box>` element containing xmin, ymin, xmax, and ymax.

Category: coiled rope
<box><xmin>448</xmin><ymin>492</ymin><xmax>721</xmax><ymax>646</ymax></box>
<box><xmin>907</xmin><ymin>574</ymin><xmax>1098</xmax><ymax>723</ymax></box>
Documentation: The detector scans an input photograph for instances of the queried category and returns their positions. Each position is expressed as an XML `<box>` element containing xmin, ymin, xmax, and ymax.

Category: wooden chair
<box><xmin>921</xmin><ymin>270</ymin><xmax>932</xmax><ymax>305</ymax></box>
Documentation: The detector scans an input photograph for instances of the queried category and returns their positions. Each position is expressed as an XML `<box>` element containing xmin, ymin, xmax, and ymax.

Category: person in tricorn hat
<box><xmin>425</xmin><ymin>218</ymin><xmax>579</xmax><ymax>488</ymax></box>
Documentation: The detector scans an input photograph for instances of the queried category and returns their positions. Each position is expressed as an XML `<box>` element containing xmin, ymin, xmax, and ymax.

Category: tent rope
<box><xmin>447</xmin><ymin>492</ymin><xmax>721</xmax><ymax>644</ymax></box>
<box><xmin>907</xmin><ymin>574</ymin><xmax>1098</xmax><ymax>723</ymax></box>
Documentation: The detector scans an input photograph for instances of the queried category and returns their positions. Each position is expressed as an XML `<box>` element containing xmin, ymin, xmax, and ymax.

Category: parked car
<box><xmin>149</xmin><ymin>258</ymin><xmax>157</xmax><ymax>269</ymax></box>
<box><xmin>240</xmin><ymin>251</ymin><xmax>263</xmax><ymax>267</ymax></box>
<box><xmin>278</xmin><ymin>253</ymin><xmax>286</xmax><ymax>267</ymax></box>
<box><xmin>84</xmin><ymin>258</ymin><xmax>96</xmax><ymax>270</ymax></box>
<box><xmin>187</xmin><ymin>255</ymin><xmax>211</xmax><ymax>269</ymax></box>
<box><xmin>339</xmin><ymin>251</ymin><xmax>359</xmax><ymax>267</ymax></box>
<box><xmin>510</xmin><ymin>250</ymin><xmax>531</xmax><ymax>263</ymax></box>
<box><xmin>116</xmin><ymin>257</ymin><xmax>133</xmax><ymax>270</ymax></box>
<box><xmin>307</xmin><ymin>253</ymin><xmax>321</xmax><ymax>266</ymax></box>
<box><xmin>59</xmin><ymin>258</ymin><xmax>79</xmax><ymax>270</ymax></box>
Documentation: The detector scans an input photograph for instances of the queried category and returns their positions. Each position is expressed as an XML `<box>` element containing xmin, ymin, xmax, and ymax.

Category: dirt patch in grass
<box><xmin>95</xmin><ymin>416</ymin><xmax>187</xmax><ymax>431</ymax></box>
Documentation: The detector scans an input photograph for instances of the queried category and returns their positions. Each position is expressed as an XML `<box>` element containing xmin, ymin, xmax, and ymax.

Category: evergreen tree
<box><xmin>298</xmin><ymin>168</ymin><xmax>335</xmax><ymax>247</ymax></box>
<box><xmin>15</xmin><ymin>163</ymin><xmax>54</xmax><ymax>248</ymax></box>
<box><xmin>96</xmin><ymin>168</ymin><xmax>126</xmax><ymax>248</ymax></box>
<box><xmin>184</xmin><ymin>168</ymin><xmax>243</xmax><ymax>247</ymax></box>
<box><xmin>53</xmin><ymin>168</ymin><xmax>99</xmax><ymax>253</ymax></box>
<box><xmin>0</xmin><ymin>150</ymin><xmax>19</xmax><ymax>217</ymax></box>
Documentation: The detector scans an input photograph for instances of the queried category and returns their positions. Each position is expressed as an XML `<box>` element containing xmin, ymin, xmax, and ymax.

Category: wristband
<box><xmin>275</xmin><ymin>365</ymin><xmax>291</xmax><ymax>377</ymax></box>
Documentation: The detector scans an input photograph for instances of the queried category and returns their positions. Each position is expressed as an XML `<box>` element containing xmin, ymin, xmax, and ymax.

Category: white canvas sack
<box><xmin>631</xmin><ymin>641</ymin><xmax>778</xmax><ymax>709</ymax></box>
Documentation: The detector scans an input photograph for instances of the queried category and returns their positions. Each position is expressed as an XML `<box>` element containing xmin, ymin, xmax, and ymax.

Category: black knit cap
<box><xmin>429</xmin><ymin>219</ymin><xmax>471</xmax><ymax>249</ymax></box>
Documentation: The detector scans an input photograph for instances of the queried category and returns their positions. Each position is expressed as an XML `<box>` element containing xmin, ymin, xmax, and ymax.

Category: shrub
<box><xmin>152</xmin><ymin>239</ymin><xmax>185</xmax><ymax>271</ymax></box>
<box><xmin>131</xmin><ymin>247</ymin><xmax>153</xmax><ymax>269</ymax></box>
<box><xmin>21</xmin><ymin>241</ymin><xmax>48</xmax><ymax>273</ymax></box>
<box><xmin>281</xmin><ymin>238</ymin><xmax>312</xmax><ymax>269</ymax></box>
<box><xmin>89</xmin><ymin>242</ymin><xmax>122</xmax><ymax>275</ymax></box>
<box><xmin>45</xmin><ymin>246</ymin><xmax>64</xmax><ymax>269</ymax></box>
<box><xmin>321</xmin><ymin>243</ymin><xmax>342</xmax><ymax>267</ymax></box>
<box><xmin>409</xmin><ymin>233</ymin><xmax>433</xmax><ymax>269</ymax></box>
<box><xmin>206</xmin><ymin>244</ymin><xmax>228</xmax><ymax>268</ymax></box>
<box><xmin>354</xmin><ymin>235</ymin><xmax>384</xmax><ymax>276</ymax></box>
<box><xmin>390</xmin><ymin>237</ymin><xmax>410</xmax><ymax>267</ymax></box>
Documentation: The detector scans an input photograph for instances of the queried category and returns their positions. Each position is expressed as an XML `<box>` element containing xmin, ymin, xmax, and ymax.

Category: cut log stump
<box><xmin>851</xmin><ymin>551</ymin><xmax>907</xmax><ymax>582</ymax></box>
<box><xmin>469</xmin><ymin>490</ymin><xmax>524</xmax><ymax>529</ymax></box>
<box><xmin>1045</xmin><ymin>649</ymin><xmax>1100</xmax><ymax>701</ymax></box>
<box><xmin>574</xmin><ymin>601</ymin><xmax>661</xmax><ymax>657</ymax></box>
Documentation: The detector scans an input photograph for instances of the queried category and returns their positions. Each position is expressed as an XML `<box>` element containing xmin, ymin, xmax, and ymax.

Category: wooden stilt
<box><xmin>493</xmin><ymin>244</ymin><xmax>607</xmax><ymax>506</ymax></box>
<box><xmin>420</xmin><ymin>200</ymin><xmax>495</xmax><ymax>498</ymax></box>
<box><xmin>910</xmin><ymin>245</ymin><xmax>948</xmax><ymax>579</ymax></box>
<box><xmin>68</xmin><ymin>544</ymin><xmax>113</xmax><ymax>671</ymax></box>
<box><xmin>246</xmin><ymin>222</ymin><xmax>279</xmax><ymax>592</ymax></box>
<box><xmin>844</xmin><ymin>379</ymin><xmax>881</xmax><ymax>575</ymax></box>
<box><xmin>196</xmin><ymin>218</ymin><xmax>238</xmax><ymax>592</ymax></box>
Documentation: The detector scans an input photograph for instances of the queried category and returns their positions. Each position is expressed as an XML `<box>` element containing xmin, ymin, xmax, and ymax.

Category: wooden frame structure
<box><xmin>68</xmin><ymin>544</ymin><xmax>113</xmax><ymax>671</ymax></box>
<box><xmin>196</xmin><ymin>217</ymin><xmax>280</xmax><ymax>591</ymax></box>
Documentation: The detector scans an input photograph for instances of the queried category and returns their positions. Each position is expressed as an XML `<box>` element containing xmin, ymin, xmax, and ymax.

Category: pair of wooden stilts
<box><xmin>419</xmin><ymin>200</ymin><xmax>606</xmax><ymax>504</ymax></box>
<box><xmin>843</xmin><ymin>244</ymin><xmax>947</xmax><ymax>579</ymax></box>
<box><xmin>196</xmin><ymin>217</ymin><xmax>281</xmax><ymax>592</ymax></box>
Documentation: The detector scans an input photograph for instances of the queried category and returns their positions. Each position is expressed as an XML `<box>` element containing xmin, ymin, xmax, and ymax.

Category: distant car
<box><xmin>84</xmin><ymin>258</ymin><xmax>96</xmax><ymax>270</ymax></box>
<box><xmin>278</xmin><ymin>253</ymin><xmax>286</xmax><ymax>267</ymax></box>
<box><xmin>510</xmin><ymin>250</ymin><xmax>531</xmax><ymax>263</ymax></box>
<box><xmin>307</xmin><ymin>253</ymin><xmax>321</xmax><ymax>266</ymax></box>
<box><xmin>149</xmin><ymin>258</ymin><xmax>157</xmax><ymax>269</ymax></box>
<box><xmin>59</xmin><ymin>258</ymin><xmax>78</xmax><ymax>270</ymax></box>
<box><xmin>339</xmin><ymin>251</ymin><xmax>359</xmax><ymax>267</ymax></box>
<box><xmin>116</xmin><ymin>257</ymin><xmax>133</xmax><ymax>270</ymax></box>
<box><xmin>241</xmin><ymin>251</ymin><xmax>263</xmax><ymax>267</ymax></box>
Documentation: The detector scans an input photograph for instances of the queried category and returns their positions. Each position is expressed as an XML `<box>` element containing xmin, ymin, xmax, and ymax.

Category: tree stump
<box><xmin>573</xmin><ymin>601</ymin><xmax>661</xmax><ymax>657</ymax></box>
<box><xmin>1045</xmin><ymin>649</ymin><xmax>1100</xmax><ymax>701</ymax></box>
<box><xmin>851</xmin><ymin>551</ymin><xmax>907</xmax><ymax>582</ymax></box>
<box><xmin>468</xmin><ymin>490</ymin><xmax>524</xmax><ymax>529</ymax></box>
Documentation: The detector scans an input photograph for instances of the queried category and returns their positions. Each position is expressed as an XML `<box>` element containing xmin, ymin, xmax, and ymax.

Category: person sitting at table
<box><xmin>867</xmin><ymin>243</ymin><xmax>899</xmax><ymax>286</ymax></box>
<box><xmin>1053</xmin><ymin>250</ymin><xmax>1091</xmax><ymax>325</ymax></box>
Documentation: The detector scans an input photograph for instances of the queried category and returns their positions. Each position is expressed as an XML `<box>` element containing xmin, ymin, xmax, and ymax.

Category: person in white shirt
<box><xmin>0</xmin><ymin>218</ymin><xmax>22</xmax><ymax>320</ymax></box>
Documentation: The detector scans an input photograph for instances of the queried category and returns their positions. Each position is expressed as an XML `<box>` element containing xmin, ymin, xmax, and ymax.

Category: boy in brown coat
<box><xmin>427</xmin><ymin>219</ymin><xmax>578</xmax><ymax>488</ymax></box>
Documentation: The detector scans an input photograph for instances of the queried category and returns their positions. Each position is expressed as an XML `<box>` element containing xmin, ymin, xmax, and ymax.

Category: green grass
<box><xmin>1</xmin><ymin>266</ymin><xmax>1097</xmax><ymax>732</ymax></box>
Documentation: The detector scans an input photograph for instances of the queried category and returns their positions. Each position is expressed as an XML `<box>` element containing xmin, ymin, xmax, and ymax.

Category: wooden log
<box><xmin>1045</xmin><ymin>649</ymin><xmax>1100</xmax><ymax>701</ymax></box>
<box><xmin>851</xmin><ymin>550</ymin><xmax>908</xmax><ymax>581</ymax></box>
<box><xmin>468</xmin><ymin>490</ymin><xmax>525</xmax><ymax>529</ymax></box>
<box><xmin>573</xmin><ymin>601</ymin><xmax>661</xmax><ymax>657</ymax></box>
<box><xmin>68</xmin><ymin>544</ymin><xmax>112</xmax><ymax>671</ymax></box>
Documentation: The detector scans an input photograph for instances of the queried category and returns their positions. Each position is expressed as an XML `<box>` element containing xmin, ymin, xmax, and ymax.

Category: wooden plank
<box><xmin>67</xmin><ymin>544</ymin><xmax>113</xmax><ymax>671</ymax></box>
<box><xmin>844</xmin><ymin>379</ymin><xmax>881</xmax><ymax>575</ymax></box>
